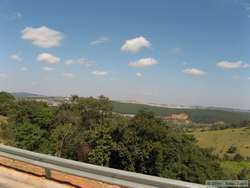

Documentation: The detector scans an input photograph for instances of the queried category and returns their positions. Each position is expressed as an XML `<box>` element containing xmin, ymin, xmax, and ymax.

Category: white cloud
<box><xmin>92</xmin><ymin>71</ymin><xmax>108</xmax><ymax>76</ymax></box>
<box><xmin>121</xmin><ymin>36</ymin><xmax>151</xmax><ymax>53</ymax></box>
<box><xmin>90</xmin><ymin>37</ymin><xmax>110</xmax><ymax>45</ymax></box>
<box><xmin>21</xmin><ymin>26</ymin><xmax>63</xmax><ymax>48</ymax></box>
<box><xmin>128</xmin><ymin>58</ymin><xmax>158</xmax><ymax>68</ymax></box>
<box><xmin>136</xmin><ymin>72</ymin><xmax>143</xmax><ymax>77</ymax></box>
<box><xmin>10</xmin><ymin>54</ymin><xmax>22</xmax><ymax>62</ymax></box>
<box><xmin>216</xmin><ymin>60</ymin><xmax>250</xmax><ymax>69</ymax></box>
<box><xmin>20</xmin><ymin>67</ymin><xmax>28</xmax><ymax>71</ymax></box>
<box><xmin>62</xmin><ymin>73</ymin><xmax>74</xmax><ymax>78</ymax></box>
<box><xmin>64</xmin><ymin>58</ymin><xmax>93</xmax><ymax>67</ymax></box>
<box><xmin>42</xmin><ymin>67</ymin><xmax>55</xmax><ymax>71</ymax></box>
<box><xmin>182</xmin><ymin>68</ymin><xmax>205</xmax><ymax>76</ymax></box>
<box><xmin>248</xmin><ymin>77</ymin><xmax>250</xmax><ymax>80</ymax></box>
<box><xmin>37</xmin><ymin>53</ymin><xmax>60</xmax><ymax>64</ymax></box>
<box><xmin>0</xmin><ymin>73</ymin><xmax>7</xmax><ymax>79</ymax></box>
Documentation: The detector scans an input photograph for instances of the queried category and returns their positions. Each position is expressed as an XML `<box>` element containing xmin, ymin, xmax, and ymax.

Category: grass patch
<box><xmin>192</xmin><ymin>127</ymin><xmax>250</xmax><ymax>158</ymax></box>
<box><xmin>221</xmin><ymin>161</ymin><xmax>250</xmax><ymax>173</ymax></box>
<box><xmin>220</xmin><ymin>160</ymin><xmax>250</xmax><ymax>179</ymax></box>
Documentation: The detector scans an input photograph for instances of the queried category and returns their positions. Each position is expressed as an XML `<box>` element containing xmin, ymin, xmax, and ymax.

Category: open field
<box><xmin>112</xmin><ymin>101</ymin><xmax>250</xmax><ymax>124</ymax></box>
<box><xmin>192</xmin><ymin>127</ymin><xmax>250</xmax><ymax>158</ymax></box>
<box><xmin>221</xmin><ymin>161</ymin><xmax>250</xmax><ymax>173</ymax></box>
<box><xmin>220</xmin><ymin>160</ymin><xmax>250</xmax><ymax>179</ymax></box>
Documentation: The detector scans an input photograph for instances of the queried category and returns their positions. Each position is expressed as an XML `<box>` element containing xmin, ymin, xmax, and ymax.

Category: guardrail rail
<box><xmin>0</xmin><ymin>144</ymin><xmax>207</xmax><ymax>188</ymax></box>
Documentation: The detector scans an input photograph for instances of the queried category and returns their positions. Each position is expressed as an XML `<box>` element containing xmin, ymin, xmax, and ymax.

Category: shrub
<box><xmin>227</xmin><ymin>145</ymin><xmax>237</xmax><ymax>154</ymax></box>
<box><xmin>233</xmin><ymin>153</ymin><xmax>244</xmax><ymax>162</ymax></box>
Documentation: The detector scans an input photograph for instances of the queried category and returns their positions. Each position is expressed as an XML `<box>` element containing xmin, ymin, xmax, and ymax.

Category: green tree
<box><xmin>84</xmin><ymin>111</ymin><xmax>225</xmax><ymax>184</ymax></box>
<box><xmin>238</xmin><ymin>168</ymin><xmax>250</xmax><ymax>180</ymax></box>
<box><xmin>76</xmin><ymin>96</ymin><xmax>112</xmax><ymax>129</ymax></box>
<box><xmin>15</xmin><ymin>101</ymin><xmax>54</xmax><ymax>129</ymax></box>
<box><xmin>1</xmin><ymin>94</ymin><xmax>228</xmax><ymax>184</ymax></box>
<box><xmin>0</xmin><ymin>92</ymin><xmax>16</xmax><ymax>116</ymax></box>
<box><xmin>14</xmin><ymin>122</ymin><xmax>47</xmax><ymax>151</ymax></box>
<box><xmin>71</xmin><ymin>95</ymin><xmax>79</xmax><ymax>103</ymax></box>
<box><xmin>50</xmin><ymin>123</ymin><xmax>76</xmax><ymax>157</ymax></box>
<box><xmin>227</xmin><ymin>145</ymin><xmax>237</xmax><ymax>154</ymax></box>
<box><xmin>54</xmin><ymin>103</ymin><xmax>81</xmax><ymax>127</ymax></box>
<box><xmin>0</xmin><ymin>92</ymin><xmax>15</xmax><ymax>103</ymax></box>
<box><xmin>233</xmin><ymin>153</ymin><xmax>244</xmax><ymax>162</ymax></box>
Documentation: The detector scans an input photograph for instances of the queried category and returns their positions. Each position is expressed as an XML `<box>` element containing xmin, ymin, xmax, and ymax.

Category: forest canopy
<box><xmin>0</xmin><ymin>91</ymin><xmax>237</xmax><ymax>184</ymax></box>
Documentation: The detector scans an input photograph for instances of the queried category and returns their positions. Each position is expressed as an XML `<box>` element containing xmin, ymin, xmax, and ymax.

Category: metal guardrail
<box><xmin>0</xmin><ymin>144</ymin><xmax>207</xmax><ymax>188</ymax></box>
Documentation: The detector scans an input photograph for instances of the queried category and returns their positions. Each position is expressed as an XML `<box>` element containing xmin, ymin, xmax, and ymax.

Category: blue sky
<box><xmin>0</xmin><ymin>0</ymin><xmax>250</xmax><ymax>109</ymax></box>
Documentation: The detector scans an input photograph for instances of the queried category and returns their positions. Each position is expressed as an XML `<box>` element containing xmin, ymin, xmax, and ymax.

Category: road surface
<box><xmin>0</xmin><ymin>166</ymin><xmax>74</xmax><ymax>188</ymax></box>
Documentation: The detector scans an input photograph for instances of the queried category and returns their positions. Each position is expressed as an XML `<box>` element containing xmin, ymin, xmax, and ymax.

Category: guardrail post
<box><xmin>44</xmin><ymin>168</ymin><xmax>51</xmax><ymax>179</ymax></box>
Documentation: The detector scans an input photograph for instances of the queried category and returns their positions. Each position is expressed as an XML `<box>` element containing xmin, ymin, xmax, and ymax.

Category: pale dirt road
<box><xmin>0</xmin><ymin>166</ymin><xmax>75</xmax><ymax>188</ymax></box>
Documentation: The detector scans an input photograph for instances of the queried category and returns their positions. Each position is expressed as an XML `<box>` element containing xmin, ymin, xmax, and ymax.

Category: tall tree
<box><xmin>0</xmin><ymin>92</ymin><xmax>16</xmax><ymax>116</ymax></box>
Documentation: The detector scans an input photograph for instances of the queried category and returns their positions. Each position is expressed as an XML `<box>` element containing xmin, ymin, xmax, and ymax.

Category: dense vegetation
<box><xmin>1</xmin><ymin>92</ymin><xmax>250</xmax><ymax>184</ymax></box>
<box><xmin>112</xmin><ymin>101</ymin><xmax>250</xmax><ymax>124</ymax></box>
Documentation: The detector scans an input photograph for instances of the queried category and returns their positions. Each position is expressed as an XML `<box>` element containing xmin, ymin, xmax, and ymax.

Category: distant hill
<box><xmin>112</xmin><ymin>101</ymin><xmax>250</xmax><ymax>124</ymax></box>
<box><xmin>11</xmin><ymin>92</ymin><xmax>44</xmax><ymax>98</ymax></box>
<box><xmin>9</xmin><ymin>93</ymin><xmax>250</xmax><ymax>124</ymax></box>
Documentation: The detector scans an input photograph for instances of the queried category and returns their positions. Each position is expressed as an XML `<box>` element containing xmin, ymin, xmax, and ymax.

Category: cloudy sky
<box><xmin>0</xmin><ymin>0</ymin><xmax>250</xmax><ymax>109</ymax></box>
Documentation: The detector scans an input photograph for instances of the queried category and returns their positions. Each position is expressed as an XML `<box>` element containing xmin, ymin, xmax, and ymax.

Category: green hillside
<box><xmin>192</xmin><ymin>127</ymin><xmax>250</xmax><ymax>158</ymax></box>
<box><xmin>221</xmin><ymin>161</ymin><xmax>250</xmax><ymax>174</ymax></box>
<box><xmin>11</xmin><ymin>92</ymin><xmax>43</xmax><ymax>99</ymax></box>
<box><xmin>112</xmin><ymin>101</ymin><xmax>250</xmax><ymax>124</ymax></box>
<box><xmin>220</xmin><ymin>161</ymin><xmax>250</xmax><ymax>179</ymax></box>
